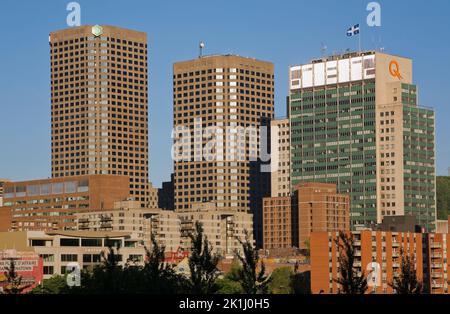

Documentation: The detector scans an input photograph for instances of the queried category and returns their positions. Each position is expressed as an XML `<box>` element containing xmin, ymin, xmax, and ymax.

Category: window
<box><xmin>77</xmin><ymin>180</ymin><xmax>89</xmax><ymax>192</ymax></box>
<box><xmin>64</xmin><ymin>181</ymin><xmax>77</xmax><ymax>193</ymax></box>
<box><xmin>31</xmin><ymin>240</ymin><xmax>47</xmax><ymax>247</ymax></box>
<box><xmin>40</xmin><ymin>254</ymin><xmax>54</xmax><ymax>262</ymax></box>
<box><xmin>27</xmin><ymin>185</ymin><xmax>40</xmax><ymax>196</ymax></box>
<box><xmin>81</xmin><ymin>238</ymin><xmax>102</xmax><ymax>247</ymax></box>
<box><xmin>52</xmin><ymin>183</ymin><xmax>63</xmax><ymax>194</ymax></box>
<box><xmin>41</xmin><ymin>184</ymin><xmax>51</xmax><ymax>195</ymax></box>
<box><xmin>61</xmin><ymin>254</ymin><xmax>78</xmax><ymax>262</ymax></box>
<box><xmin>60</xmin><ymin>238</ymin><xmax>79</xmax><ymax>247</ymax></box>
<box><xmin>43</xmin><ymin>266</ymin><xmax>54</xmax><ymax>275</ymax></box>
<box><xmin>104</xmin><ymin>239</ymin><xmax>121</xmax><ymax>248</ymax></box>
<box><xmin>83</xmin><ymin>254</ymin><xmax>92</xmax><ymax>263</ymax></box>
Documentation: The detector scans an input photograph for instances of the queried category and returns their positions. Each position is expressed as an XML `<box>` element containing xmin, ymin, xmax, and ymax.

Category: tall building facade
<box><xmin>173</xmin><ymin>55</ymin><xmax>274</xmax><ymax>246</ymax></box>
<box><xmin>270</xmin><ymin>118</ymin><xmax>290</xmax><ymax>197</ymax></box>
<box><xmin>289</xmin><ymin>51</ymin><xmax>436</xmax><ymax>230</ymax></box>
<box><xmin>49</xmin><ymin>25</ymin><xmax>149</xmax><ymax>205</ymax></box>
<box><xmin>263</xmin><ymin>182</ymin><xmax>349</xmax><ymax>250</ymax></box>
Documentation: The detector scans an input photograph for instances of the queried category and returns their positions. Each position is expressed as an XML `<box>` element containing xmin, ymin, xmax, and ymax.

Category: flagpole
<box><xmin>359</xmin><ymin>24</ymin><xmax>362</xmax><ymax>52</ymax></box>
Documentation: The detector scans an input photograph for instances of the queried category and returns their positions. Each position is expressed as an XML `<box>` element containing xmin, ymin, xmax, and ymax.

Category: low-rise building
<box><xmin>0</xmin><ymin>179</ymin><xmax>10</xmax><ymax>207</ymax></box>
<box><xmin>0</xmin><ymin>230</ymin><xmax>146</xmax><ymax>279</ymax></box>
<box><xmin>0</xmin><ymin>175</ymin><xmax>130</xmax><ymax>232</ymax></box>
<box><xmin>310</xmin><ymin>230</ymin><xmax>450</xmax><ymax>294</ymax></box>
<box><xmin>75</xmin><ymin>200</ymin><xmax>181</xmax><ymax>252</ymax></box>
<box><xmin>262</xmin><ymin>196</ymin><xmax>297</xmax><ymax>250</ymax></box>
<box><xmin>178</xmin><ymin>202</ymin><xmax>253</xmax><ymax>257</ymax></box>
<box><xmin>148</xmin><ymin>182</ymin><xmax>159</xmax><ymax>208</ymax></box>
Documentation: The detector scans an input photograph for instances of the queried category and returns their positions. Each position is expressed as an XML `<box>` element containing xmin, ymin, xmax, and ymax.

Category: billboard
<box><xmin>290</xmin><ymin>54</ymin><xmax>376</xmax><ymax>89</ymax></box>
<box><xmin>0</xmin><ymin>250</ymin><xmax>43</xmax><ymax>293</ymax></box>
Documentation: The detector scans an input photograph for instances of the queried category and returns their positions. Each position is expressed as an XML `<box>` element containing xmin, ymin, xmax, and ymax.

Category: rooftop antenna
<box><xmin>320</xmin><ymin>42</ymin><xmax>327</xmax><ymax>57</ymax></box>
<box><xmin>378</xmin><ymin>37</ymin><xmax>385</xmax><ymax>52</ymax></box>
<box><xmin>199</xmin><ymin>41</ymin><xmax>205</xmax><ymax>58</ymax></box>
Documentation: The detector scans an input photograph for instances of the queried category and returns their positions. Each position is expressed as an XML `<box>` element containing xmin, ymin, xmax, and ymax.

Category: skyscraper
<box><xmin>289</xmin><ymin>51</ymin><xmax>436</xmax><ymax>231</ymax></box>
<box><xmin>49</xmin><ymin>25</ymin><xmax>149</xmax><ymax>205</ymax></box>
<box><xmin>172</xmin><ymin>55</ymin><xmax>274</xmax><ymax>246</ymax></box>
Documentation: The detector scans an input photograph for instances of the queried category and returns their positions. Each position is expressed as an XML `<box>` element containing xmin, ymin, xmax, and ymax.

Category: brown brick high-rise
<box><xmin>173</xmin><ymin>55</ymin><xmax>274</xmax><ymax>246</ymax></box>
<box><xmin>49</xmin><ymin>25</ymin><xmax>149</xmax><ymax>205</ymax></box>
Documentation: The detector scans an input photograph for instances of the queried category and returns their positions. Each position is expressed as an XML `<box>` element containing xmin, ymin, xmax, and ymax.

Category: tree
<box><xmin>303</xmin><ymin>238</ymin><xmax>311</xmax><ymax>258</ymax></box>
<box><xmin>215</xmin><ymin>278</ymin><xmax>243</xmax><ymax>294</ymax></box>
<box><xmin>389</xmin><ymin>249</ymin><xmax>423</xmax><ymax>294</ymax></box>
<box><xmin>142</xmin><ymin>234</ymin><xmax>189</xmax><ymax>294</ymax></box>
<box><xmin>188</xmin><ymin>221</ymin><xmax>220</xmax><ymax>294</ymax></box>
<box><xmin>268</xmin><ymin>267</ymin><xmax>293</xmax><ymax>294</ymax></box>
<box><xmin>437</xmin><ymin>176</ymin><xmax>450</xmax><ymax>220</ymax></box>
<box><xmin>216</xmin><ymin>262</ymin><xmax>243</xmax><ymax>294</ymax></box>
<box><xmin>291</xmin><ymin>263</ymin><xmax>311</xmax><ymax>294</ymax></box>
<box><xmin>2</xmin><ymin>258</ymin><xmax>31</xmax><ymax>294</ymax></box>
<box><xmin>31</xmin><ymin>275</ymin><xmax>67</xmax><ymax>294</ymax></box>
<box><xmin>234</xmin><ymin>231</ymin><xmax>271</xmax><ymax>294</ymax></box>
<box><xmin>72</xmin><ymin>240</ymin><xmax>129</xmax><ymax>294</ymax></box>
<box><xmin>334</xmin><ymin>231</ymin><xmax>368</xmax><ymax>294</ymax></box>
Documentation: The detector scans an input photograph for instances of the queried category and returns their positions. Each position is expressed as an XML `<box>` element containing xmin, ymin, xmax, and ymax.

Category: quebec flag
<box><xmin>346</xmin><ymin>24</ymin><xmax>360</xmax><ymax>36</ymax></box>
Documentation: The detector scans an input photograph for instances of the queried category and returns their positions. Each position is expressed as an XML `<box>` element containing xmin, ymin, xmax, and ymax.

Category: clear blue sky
<box><xmin>0</xmin><ymin>0</ymin><xmax>449</xmax><ymax>187</ymax></box>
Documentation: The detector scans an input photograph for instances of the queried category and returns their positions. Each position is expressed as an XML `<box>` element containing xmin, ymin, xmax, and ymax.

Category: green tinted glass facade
<box><xmin>290</xmin><ymin>80</ymin><xmax>377</xmax><ymax>227</ymax></box>
<box><xmin>289</xmin><ymin>79</ymin><xmax>436</xmax><ymax>231</ymax></box>
<box><xmin>401</xmin><ymin>83</ymin><xmax>436</xmax><ymax>231</ymax></box>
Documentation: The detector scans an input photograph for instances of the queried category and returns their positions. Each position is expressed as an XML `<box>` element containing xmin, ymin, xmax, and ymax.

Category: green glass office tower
<box><xmin>289</xmin><ymin>51</ymin><xmax>436</xmax><ymax>231</ymax></box>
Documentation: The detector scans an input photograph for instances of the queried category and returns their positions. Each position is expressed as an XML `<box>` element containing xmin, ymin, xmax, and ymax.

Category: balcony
<box><xmin>430</xmin><ymin>243</ymin><xmax>442</xmax><ymax>249</ymax></box>
<box><xmin>392</xmin><ymin>242</ymin><xmax>400</xmax><ymax>248</ymax></box>
<box><xmin>431</xmin><ymin>272</ymin><xmax>443</xmax><ymax>279</ymax></box>
<box><xmin>431</xmin><ymin>253</ymin><xmax>442</xmax><ymax>259</ymax></box>
<box><xmin>78</xmin><ymin>224</ymin><xmax>90</xmax><ymax>230</ymax></box>
<box><xmin>431</xmin><ymin>263</ymin><xmax>443</xmax><ymax>269</ymax></box>
<box><xmin>392</xmin><ymin>262</ymin><xmax>400</xmax><ymax>268</ymax></box>
<box><xmin>100</xmin><ymin>222</ymin><xmax>112</xmax><ymax>229</ymax></box>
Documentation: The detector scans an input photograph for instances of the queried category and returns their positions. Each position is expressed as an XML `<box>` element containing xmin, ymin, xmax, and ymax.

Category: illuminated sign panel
<box><xmin>290</xmin><ymin>54</ymin><xmax>376</xmax><ymax>89</ymax></box>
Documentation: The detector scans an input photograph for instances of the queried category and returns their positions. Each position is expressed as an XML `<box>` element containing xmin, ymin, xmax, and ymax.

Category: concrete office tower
<box><xmin>270</xmin><ymin>118</ymin><xmax>290</xmax><ymax>197</ymax></box>
<box><xmin>49</xmin><ymin>25</ymin><xmax>149</xmax><ymax>205</ymax></box>
<box><xmin>289</xmin><ymin>51</ymin><xmax>436</xmax><ymax>231</ymax></box>
<box><xmin>173</xmin><ymin>55</ymin><xmax>274</xmax><ymax>246</ymax></box>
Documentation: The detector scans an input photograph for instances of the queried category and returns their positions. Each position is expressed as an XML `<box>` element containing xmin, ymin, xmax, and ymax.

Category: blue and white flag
<box><xmin>346</xmin><ymin>24</ymin><xmax>360</xmax><ymax>37</ymax></box>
